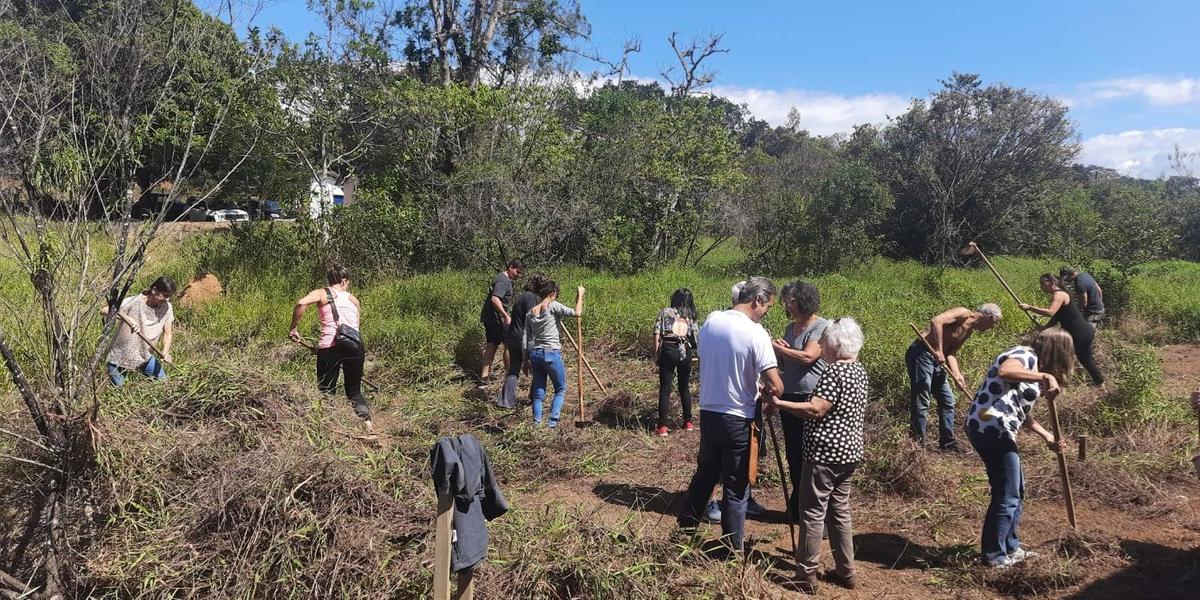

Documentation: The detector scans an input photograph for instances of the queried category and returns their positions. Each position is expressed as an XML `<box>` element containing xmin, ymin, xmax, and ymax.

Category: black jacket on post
<box><xmin>428</xmin><ymin>433</ymin><xmax>509</xmax><ymax>572</ymax></box>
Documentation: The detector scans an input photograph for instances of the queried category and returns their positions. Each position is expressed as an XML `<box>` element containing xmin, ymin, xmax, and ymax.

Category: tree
<box><xmin>880</xmin><ymin>73</ymin><xmax>1078</xmax><ymax>264</ymax></box>
<box><xmin>0</xmin><ymin>1</ymin><xmax>264</xmax><ymax>595</ymax></box>
<box><xmin>396</xmin><ymin>0</ymin><xmax>588</xmax><ymax>86</ymax></box>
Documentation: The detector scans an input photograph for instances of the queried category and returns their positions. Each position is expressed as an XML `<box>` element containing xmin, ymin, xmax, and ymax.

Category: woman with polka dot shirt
<box><xmin>965</xmin><ymin>328</ymin><xmax>1074</xmax><ymax>568</ymax></box>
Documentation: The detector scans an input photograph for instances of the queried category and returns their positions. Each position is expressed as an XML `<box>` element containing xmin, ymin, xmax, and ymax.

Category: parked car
<box><xmin>188</xmin><ymin>199</ymin><xmax>250</xmax><ymax>223</ymax></box>
<box><xmin>245</xmin><ymin>198</ymin><xmax>293</xmax><ymax>221</ymax></box>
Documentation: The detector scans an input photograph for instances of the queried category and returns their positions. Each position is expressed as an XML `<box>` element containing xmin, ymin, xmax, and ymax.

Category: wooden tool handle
<box><xmin>1045</xmin><ymin>393</ymin><xmax>1077</xmax><ymax>529</ymax></box>
<box><xmin>967</xmin><ymin>242</ymin><xmax>1040</xmax><ymax>326</ymax></box>
<box><xmin>576</xmin><ymin>314</ymin><xmax>585</xmax><ymax>420</ymax></box>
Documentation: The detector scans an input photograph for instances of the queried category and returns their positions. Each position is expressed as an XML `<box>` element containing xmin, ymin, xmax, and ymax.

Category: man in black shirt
<box><xmin>480</xmin><ymin>259</ymin><xmax>524</xmax><ymax>382</ymax></box>
<box><xmin>1060</xmin><ymin>266</ymin><xmax>1105</xmax><ymax>329</ymax></box>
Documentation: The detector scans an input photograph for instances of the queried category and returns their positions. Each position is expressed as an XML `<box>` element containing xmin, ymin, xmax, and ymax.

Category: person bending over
<box><xmin>103</xmin><ymin>276</ymin><xmax>177</xmax><ymax>386</ymax></box>
<box><xmin>965</xmin><ymin>328</ymin><xmax>1073</xmax><ymax>568</ymax></box>
<box><xmin>907</xmin><ymin>304</ymin><xmax>1002</xmax><ymax>450</ymax></box>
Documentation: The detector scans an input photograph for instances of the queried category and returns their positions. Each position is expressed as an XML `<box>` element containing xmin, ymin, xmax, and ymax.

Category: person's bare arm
<box><xmin>944</xmin><ymin>354</ymin><xmax>967</xmax><ymax>391</ymax></box>
<box><xmin>773</xmin><ymin>338</ymin><xmax>822</xmax><ymax>364</ymax></box>
<box><xmin>490</xmin><ymin>295</ymin><xmax>510</xmax><ymax>325</ymax></box>
<box><xmin>1023</xmin><ymin>414</ymin><xmax>1064</xmax><ymax>451</ymax></box>
<box><xmin>771</xmin><ymin>394</ymin><xmax>834</xmax><ymax>419</ymax></box>
<box><xmin>574</xmin><ymin>286</ymin><xmax>585</xmax><ymax>317</ymax></box>
<box><xmin>929</xmin><ymin>307</ymin><xmax>971</xmax><ymax>362</ymax></box>
<box><xmin>160</xmin><ymin>321</ymin><xmax>174</xmax><ymax>363</ymax></box>
<box><xmin>997</xmin><ymin>357</ymin><xmax>1060</xmax><ymax>395</ymax></box>
<box><xmin>1021</xmin><ymin>291</ymin><xmax>1069</xmax><ymax>317</ymax></box>
<box><xmin>289</xmin><ymin>288</ymin><xmax>325</xmax><ymax>342</ymax></box>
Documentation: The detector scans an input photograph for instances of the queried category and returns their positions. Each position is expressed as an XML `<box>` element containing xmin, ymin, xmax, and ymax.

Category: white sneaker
<box><xmin>986</xmin><ymin>556</ymin><xmax>1015</xmax><ymax>569</ymax></box>
<box><xmin>1009</xmin><ymin>547</ymin><xmax>1038</xmax><ymax>563</ymax></box>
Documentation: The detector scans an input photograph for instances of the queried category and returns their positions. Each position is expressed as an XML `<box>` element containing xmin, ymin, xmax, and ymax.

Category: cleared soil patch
<box><xmin>504</xmin><ymin>350</ymin><xmax>1200</xmax><ymax>599</ymax></box>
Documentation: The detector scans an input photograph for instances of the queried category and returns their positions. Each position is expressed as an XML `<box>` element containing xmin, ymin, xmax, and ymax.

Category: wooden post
<box><xmin>433</xmin><ymin>492</ymin><xmax>474</xmax><ymax>600</ymax></box>
<box><xmin>1077</xmin><ymin>435</ymin><xmax>1088</xmax><ymax>461</ymax></box>
<box><xmin>1045</xmin><ymin>394</ymin><xmax>1078</xmax><ymax>529</ymax></box>
<box><xmin>433</xmin><ymin>492</ymin><xmax>453</xmax><ymax>600</ymax></box>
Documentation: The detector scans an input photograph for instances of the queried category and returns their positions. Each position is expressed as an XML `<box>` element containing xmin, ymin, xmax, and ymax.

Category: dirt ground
<box><xmin>177</xmin><ymin>272</ymin><xmax>224</xmax><ymax>309</ymax></box>
<box><xmin>506</xmin><ymin>345</ymin><xmax>1200</xmax><ymax>599</ymax></box>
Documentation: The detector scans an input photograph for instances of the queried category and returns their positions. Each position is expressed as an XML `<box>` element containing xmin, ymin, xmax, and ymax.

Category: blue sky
<box><xmin>215</xmin><ymin>0</ymin><xmax>1200</xmax><ymax>178</ymax></box>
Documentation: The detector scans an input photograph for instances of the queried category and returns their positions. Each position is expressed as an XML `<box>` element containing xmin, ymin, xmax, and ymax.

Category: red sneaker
<box><xmin>683</xmin><ymin>421</ymin><xmax>696</xmax><ymax>431</ymax></box>
<box><xmin>655</xmin><ymin>426</ymin><xmax>669</xmax><ymax>437</ymax></box>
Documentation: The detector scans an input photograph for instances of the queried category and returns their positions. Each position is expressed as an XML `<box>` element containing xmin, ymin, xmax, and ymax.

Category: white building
<box><xmin>308</xmin><ymin>176</ymin><xmax>345</xmax><ymax>219</ymax></box>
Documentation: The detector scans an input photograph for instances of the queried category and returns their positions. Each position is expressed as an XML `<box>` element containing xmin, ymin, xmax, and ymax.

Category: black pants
<box><xmin>317</xmin><ymin>345</ymin><xmax>370</xmax><ymax>420</ymax></box>
<box><xmin>657</xmin><ymin>347</ymin><xmax>693</xmax><ymax>427</ymax></box>
<box><xmin>679</xmin><ymin>411</ymin><xmax>753</xmax><ymax>552</ymax></box>
<box><xmin>1073</xmin><ymin>330</ymin><xmax>1104</xmax><ymax>385</ymax></box>
<box><xmin>779</xmin><ymin>396</ymin><xmax>808</xmax><ymax>520</ymax></box>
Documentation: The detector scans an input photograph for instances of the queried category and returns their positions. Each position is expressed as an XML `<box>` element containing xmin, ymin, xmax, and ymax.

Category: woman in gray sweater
<box><xmin>522</xmin><ymin>279</ymin><xmax>585</xmax><ymax>427</ymax></box>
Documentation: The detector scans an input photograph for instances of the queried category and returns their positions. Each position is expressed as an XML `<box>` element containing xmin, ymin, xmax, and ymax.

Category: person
<box><xmin>965</xmin><ymin>328</ymin><xmax>1073</xmax><ymax>568</ymax></box>
<box><xmin>1020</xmin><ymin>274</ymin><xmax>1105</xmax><ymax>386</ymax></box>
<box><xmin>1059</xmin><ymin>266</ymin><xmax>1105</xmax><ymax>329</ymax></box>
<box><xmin>678</xmin><ymin>277</ymin><xmax>783</xmax><ymax>556</ymax></box>
<box><xmin>704</xmin><ymin>280</ymin><xmax>769</xmax><ymax>522</ymax></box>
<box><xmin>772</xmin><ymin>281</ymin><xmax>829</xmax><ymax>523</ymax></box>
<box><xmin>103</xmin><ymin>276</ymin><xmax>177</xmax><ymax>386</ymax></box>
<box><xmin>496</xmin><ymin>273</ymin><xmax>547</xmax><ymax>409</ymax></box>
<box><xmin>907</xmin><ymin>304</ymin><xmax>1003</xmax><ymax>450</ymax></box>
<box><xmin>289</xmin><ymin>264</ymin><xmax>372</xmax><ymax>432</ymax></box>
<box><xmin>653</xmin><ymin>288</ymin><xmax>700</xmax><ymax>436</ymax></box>
<box><xmin>480</xmin><ymin>259</ymin><xmax>525</xmax><ymax>382</ymax></box>
<box><xmin>522</xmin><ymin>280</ymin><xmax>585</xmax><ymax>427</ymax></box>
<box><xmin>768</xmin><ymin>317</ymin><xmax>869</xmax><ymax>592</ymax></box>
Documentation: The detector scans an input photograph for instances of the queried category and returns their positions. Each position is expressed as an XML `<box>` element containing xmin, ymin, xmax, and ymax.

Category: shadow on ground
<box><xmin>1065</xmin><ymin>540</ymin><xmax>1199</xmax><ymax>600</ymax></box>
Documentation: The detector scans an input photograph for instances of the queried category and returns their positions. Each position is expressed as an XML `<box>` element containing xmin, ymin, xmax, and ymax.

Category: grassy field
<box><xmin>1</xmin><ymin>228</ymin><xmax>1198</xmax><ymax>598</ymax></box>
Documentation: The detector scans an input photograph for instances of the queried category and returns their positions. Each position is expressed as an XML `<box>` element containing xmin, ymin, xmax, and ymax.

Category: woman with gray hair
<box><xmin>767</xmin><ymin>317</ymin><xmax>869</xmax><ymax>593</ymax></box>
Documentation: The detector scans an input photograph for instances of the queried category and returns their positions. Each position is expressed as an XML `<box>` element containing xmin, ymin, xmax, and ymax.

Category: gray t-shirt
<box><xmin>779</xmin><ymin>318</ymin><xmax>829</xmax><ymax>395</ymax></box>
<box><xmin>522</xmin><ymin>301</ymin><xmax>576</xmax><ymax>353</ymax></box>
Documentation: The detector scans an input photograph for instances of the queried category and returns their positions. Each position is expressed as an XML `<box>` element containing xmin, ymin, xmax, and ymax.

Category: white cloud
<box><xmin>1068</xmin><ymin>76</ymin><xmax>1199</xmax><ymax>107</ymax></box>
<box><xmin>708</xmin><ymin>85</ymin><xmax>911</xmax><ymax>135</ymax></box>
<box><xmin>1078</xmin><ymin>128</ymin><xmax>1200</xmax><ymax>178</ymax></box>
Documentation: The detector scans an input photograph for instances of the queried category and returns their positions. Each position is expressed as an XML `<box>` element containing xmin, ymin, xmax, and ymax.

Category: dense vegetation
<box><xmin>3</xmin><ymin>0</ymin><xmax>1200</xmax><ymax>280</ymax></box>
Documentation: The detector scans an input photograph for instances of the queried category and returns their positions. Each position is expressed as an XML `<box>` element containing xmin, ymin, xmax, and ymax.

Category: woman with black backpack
<box><xmin>653</xmin><ymin>288</ymin><xmax>699</xmax><ymax>437</ymax></box>
<box><xmin>289</xmin><ymin>264</ymin><xmax>372</xmax><ymax>434</ymax></box>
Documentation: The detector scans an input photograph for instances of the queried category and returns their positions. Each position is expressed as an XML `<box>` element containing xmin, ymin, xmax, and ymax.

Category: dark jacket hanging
<box><xmin>428</xmin><ymin>433</ymin><xmax>509</xmax><ymax>572</ymax></box>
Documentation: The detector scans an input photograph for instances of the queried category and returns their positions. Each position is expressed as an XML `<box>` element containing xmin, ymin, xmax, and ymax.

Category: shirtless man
<box><xmin>906</xmin><ymin>304</ymin><xmax>1002</xmax><ymax>450</ymax></box>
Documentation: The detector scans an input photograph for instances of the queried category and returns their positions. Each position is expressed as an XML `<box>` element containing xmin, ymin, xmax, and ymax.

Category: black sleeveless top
<box><xmin>1047</xmin><ymin>300</ymin><xmax>1093</xmax><ymax>341</ymax></box>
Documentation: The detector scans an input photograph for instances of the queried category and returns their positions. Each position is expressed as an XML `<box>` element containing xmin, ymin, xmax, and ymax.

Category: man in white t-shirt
<box><xmin>678</xmin><ymin>277</ymin><xmax>784</xmax><ymax>555</ymax></box>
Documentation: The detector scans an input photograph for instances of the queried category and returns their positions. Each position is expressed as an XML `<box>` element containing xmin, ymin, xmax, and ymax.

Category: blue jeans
<box><xmin>107</xmin><ymin>357</ymin><xmax>167</xmax><ymax>386</ymax></box>
<box><xmin>679</xmin><ymin>410</ymin><xmax>753</xmax><ymax>552</ymax></box>
<box><xmin>968</xmin><ymin>426</ymin><xmax>1024</xmax><ymax>565</ymax></box>
<box><xmin>529</xmin><ymin>348</ymin><xmax>566</xmax><ymax>426</ymax></box>
<box><xmin>906</xmin><ymin>341</ymin><xmax>958</xmax><ymax>448</ymax></box>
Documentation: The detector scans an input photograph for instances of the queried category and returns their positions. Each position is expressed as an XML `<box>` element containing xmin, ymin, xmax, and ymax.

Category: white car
<box><xmin>189</xmin><ymin>202</ymin><xmax>250</xmax><ymax>223</ymax></box>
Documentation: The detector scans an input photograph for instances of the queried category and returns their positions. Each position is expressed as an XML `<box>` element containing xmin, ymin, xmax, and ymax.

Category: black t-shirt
<box><xmin>480</xmin><ymin>272</ymin><xmax>514</xmax><ymax>323</ymax></box>
<box><xmin>505</xmin><ymin>291</ymin><xmax>539</xmax><ymax>344</ymax></box>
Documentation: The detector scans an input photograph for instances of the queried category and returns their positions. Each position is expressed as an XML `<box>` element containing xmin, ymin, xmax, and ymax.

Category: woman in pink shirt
<box><xmin>289</xmin><ymin>264</ymin><xmax>371</xmax><ymax>431</ymax></box>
